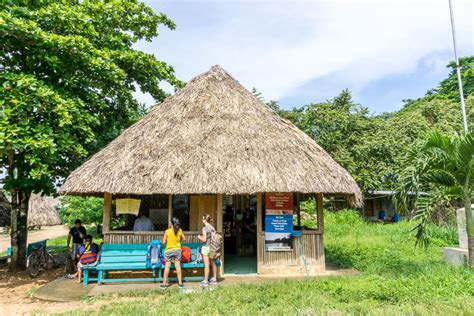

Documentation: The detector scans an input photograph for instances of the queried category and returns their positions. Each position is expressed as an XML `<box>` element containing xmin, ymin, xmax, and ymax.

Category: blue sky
<box><xmin>135</xmin><ymin>0</ymin><xmax>473</xmax><ymax>113</ymax></box>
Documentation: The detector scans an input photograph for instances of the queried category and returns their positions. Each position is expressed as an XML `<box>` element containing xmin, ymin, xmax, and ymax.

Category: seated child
<box><xmin>67</xmin><ymin>234</ymin><xmax>99</xmax><ymax>283</ymax></box>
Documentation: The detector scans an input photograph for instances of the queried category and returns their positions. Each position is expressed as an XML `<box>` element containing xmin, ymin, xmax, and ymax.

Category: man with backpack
<box><xmin>198</xmin><ymin>214</ymin><xmax>221</xmax><ymax>286</ymax></box>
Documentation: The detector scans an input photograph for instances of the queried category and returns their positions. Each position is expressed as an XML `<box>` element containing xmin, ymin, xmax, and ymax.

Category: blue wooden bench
<box><xmin>82</xmin><ymin>242</ymin><xmax>205</xmax><ymax>286</ymax></box>
<box><xmin>6</xmin><ymin>239</ymin><xmax>48</xmax><ymax>257</ymax></box>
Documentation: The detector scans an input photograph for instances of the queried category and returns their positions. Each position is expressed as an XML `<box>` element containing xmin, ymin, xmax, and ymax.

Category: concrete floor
<box><xmin>34</xmin><ymin>265</ymin><xmax>358</xmax><ymax>302</ymax></box>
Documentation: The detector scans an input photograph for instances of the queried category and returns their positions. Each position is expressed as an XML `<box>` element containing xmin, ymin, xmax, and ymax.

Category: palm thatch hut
<box><xmin>0</xmin><ymin>192</ymin><xmax>61</xmax><ymax>228</ymax></box>
<box><xmin>0</xmin><ymin>191</ymin><xmax>11</xmax><ymax>227</ymax></box>
<box><xmin>27</xmin><ymin>193</ymin><xmax>61</xmax><ymax>227</ymax></box>
<box><xmin>60</xmin><ymin>65</ymin><xmax>362</xmax><ymax>276</ymax></box>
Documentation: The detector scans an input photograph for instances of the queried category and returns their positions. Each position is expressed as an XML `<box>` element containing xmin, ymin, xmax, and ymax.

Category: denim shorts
<box><xmin>164</xmin><ymin>249</ymin><xmax>182</xmax><ymax>262</ymax></box>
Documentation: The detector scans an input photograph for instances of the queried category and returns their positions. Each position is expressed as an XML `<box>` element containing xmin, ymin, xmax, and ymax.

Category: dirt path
<box><xmin>0</xmin><ymin>225</ymin><xmax>69</xmax><ymax>253</ymax></box>
<box><xmin>0</xmin><ymin>266</ymin><xmax>91</xmax><ymax>315</ymax></box>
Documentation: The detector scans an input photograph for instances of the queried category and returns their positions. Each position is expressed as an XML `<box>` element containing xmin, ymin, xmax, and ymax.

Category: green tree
<box><xmin>0</xmin><ymin>0</ymin><xmax>180</xmax><ymax>269</ymax></box>
<box><xmin>281</xmin><ymin>90</ymin><xmax>392</xmax><ymax>191</ymax></box>
<box><xmin>433</xmin><ymin>56</ymin><xmax>474</xmax><ymax>101</ymax></box>
<box><xmin>59</xmin><ymin>196</ymin><xmax>103</xmax><ymax>233</ymax></box>
<box><xmin>395</xmin><ymin>131</ymin><xmax>473</xmax><ymax>266</ymax></box>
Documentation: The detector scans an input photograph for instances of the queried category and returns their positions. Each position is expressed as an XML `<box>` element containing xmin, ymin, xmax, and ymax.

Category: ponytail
<box><xmin>171</xmin><ymin>217</ymin><xmax>180</xmax><ymax>235</ymax></box>
<box><xmin>203</xmin><ymin>214</ymin><xmax>212</xmax><ymax>223</ymax></box>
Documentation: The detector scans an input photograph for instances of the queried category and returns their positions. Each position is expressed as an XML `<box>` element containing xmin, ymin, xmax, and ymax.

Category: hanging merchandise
<box><xmin>116</xmin><ymin>198</ymin><xmax>141</xmax><ymax>215</ymax></box>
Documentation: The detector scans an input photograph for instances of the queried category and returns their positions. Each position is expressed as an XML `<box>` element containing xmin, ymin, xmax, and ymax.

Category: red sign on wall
<box><xmin>265</xmin><ymin>192</ymin><xmax>293</xmax><ymax>215</ymax></box>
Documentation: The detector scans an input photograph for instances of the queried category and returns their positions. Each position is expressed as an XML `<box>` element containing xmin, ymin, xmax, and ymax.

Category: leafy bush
<box><xmin>299</xmin><ymin>198</ymin><xmax>316</xmax><ymax>215</ymax></box>
<box><xmin>59</xmin><ymin>196</ymin><xmax>103</xmax><ymax>232</ymax></box>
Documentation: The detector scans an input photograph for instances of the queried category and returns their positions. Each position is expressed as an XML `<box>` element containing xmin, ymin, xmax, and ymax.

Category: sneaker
<box><xmin>178</xmin><ymin>284</ymin><xmax>184</xmax><ymax>289</ymax></box>
<box><xmin>200</xmin><ymin>281</ymin><xmax>209</xmax><ymax>287</ymax></box>
<box><xmin>160</xmin><ymin>284</ymin><xmax>168</xmax><ymax>290</ymax></box>
<box><xmin>209</xmin><ymin>278</ymin><xmax>218</xmax><ymax>285</ymax></box>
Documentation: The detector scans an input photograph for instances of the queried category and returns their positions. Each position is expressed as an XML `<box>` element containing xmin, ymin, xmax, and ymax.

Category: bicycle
<box><xmin>27</xmin><ymin>242</ymin><xmax>55</xmax><ymax>278</ymax></box>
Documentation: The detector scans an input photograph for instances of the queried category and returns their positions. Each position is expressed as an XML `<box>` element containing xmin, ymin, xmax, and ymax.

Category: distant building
<box><xmin>331</xmin><ymin>190</ymin><xmax>421</xmax><ymax>221</ymax></box>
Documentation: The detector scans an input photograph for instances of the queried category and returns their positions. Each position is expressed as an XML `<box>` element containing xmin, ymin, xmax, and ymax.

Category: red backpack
<box><xmin>181</xmin><ymin>246</ymin><xmax>191</xmax><ymax>263</ymax></box>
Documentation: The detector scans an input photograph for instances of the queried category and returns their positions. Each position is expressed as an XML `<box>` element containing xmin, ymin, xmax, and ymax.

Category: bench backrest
<box><xmin>99</xmin><ymin>242</ymin><xmax>202</xmax><ymax>265</ymax></box>
<box><xmin>99</xmin><ymin>243</ymin><xmax>149</xmax><ymax>265</ymax></box>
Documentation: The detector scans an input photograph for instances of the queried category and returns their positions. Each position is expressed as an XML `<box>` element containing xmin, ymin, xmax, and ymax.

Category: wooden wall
<box><xmin>257</xmin><ymin>231</ymin><xmax>325</xmax><ymax>275</ymax></box>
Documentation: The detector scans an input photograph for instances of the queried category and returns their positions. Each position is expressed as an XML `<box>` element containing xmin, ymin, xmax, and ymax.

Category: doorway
<box><xmin>222</xmin><ymin>195</ymin><xmax>258</xmax><ymax>274</ymax></box>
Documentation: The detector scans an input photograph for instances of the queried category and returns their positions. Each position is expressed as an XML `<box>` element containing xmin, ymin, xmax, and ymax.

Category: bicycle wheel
<box><xmin>27</xmin><ymin>253</ymin><xmax>40</xmax><ymax>278</ymax></box>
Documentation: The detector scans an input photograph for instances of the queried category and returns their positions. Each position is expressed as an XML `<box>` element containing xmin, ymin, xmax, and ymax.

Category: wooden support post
<box><xmin>296</xmin><ymin>192</ymin><xmax>301</xmax><ymax>228</ymax></box>
<box><xmin>257</xmin><ymin>193</ymin><xmax>263</xmax><ymax>233</ymax></box>
<box><xmin>316</xmin><ymin>193</ymin><xmax>325</xmax><ymax>271</ymax></box>
<box><xmin>216</xmin><ymin>194</ymin><xmax>224</xmax><ymax>276</ymax></box>
<box><xmin>168</xmin><ymin>194</ymin><xmax>173</xmax><ymax>222</ymax></box>
<box><xmin>256</xmin><ymin>192</ymin><xmax>263</xmax><ymax>274</ymax></box>
<box><xmin>316</xmin><ymin>193</ymin><xmax>324</xmax><ymax>233</ymax></box>
<box><xmin>103</xmin><ymin>192</ymin><xmax>112</xmax><ymax>234</ymax></box>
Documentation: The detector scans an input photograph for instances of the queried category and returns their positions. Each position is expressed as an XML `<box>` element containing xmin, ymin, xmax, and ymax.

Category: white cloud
<box><xmin>138</xmin><ymin>0</ymin><xmax>473</xmax><ymax>105</ymax></box>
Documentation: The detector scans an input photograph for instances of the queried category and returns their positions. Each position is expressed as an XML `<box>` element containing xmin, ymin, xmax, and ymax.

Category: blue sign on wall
<box><xmin>265</xmin><ymin>215</ymin><xmax>293</xmax><ymax>251</ymax></box>
<box><xmin>265</xmin><ymin>215</ymin><xmax>293</xmax><ymax>233</ymax></box>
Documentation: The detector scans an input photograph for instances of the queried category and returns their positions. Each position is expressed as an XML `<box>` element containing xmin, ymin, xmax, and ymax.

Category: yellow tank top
<box><xmin>165</xmin><ymin>228</ymin><xmax>182</xmax><ymax>252</ymax></box>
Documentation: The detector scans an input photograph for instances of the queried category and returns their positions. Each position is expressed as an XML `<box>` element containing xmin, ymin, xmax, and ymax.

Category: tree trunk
<box><xmin>9</xmin><ymin>189</ymin><xmax>30</xmax><ymax>271</ymax></box>
<box><xmin>464</xmin><ymin>200</ymin><xmax>474</xmax><ymax>268</ymax></box>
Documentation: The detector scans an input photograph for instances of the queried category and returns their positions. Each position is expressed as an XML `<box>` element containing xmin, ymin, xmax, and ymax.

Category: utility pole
<box><xmin>448</xmin><ymin>0</ymin><xmax>469</xmax><ymax>134</ymax></box>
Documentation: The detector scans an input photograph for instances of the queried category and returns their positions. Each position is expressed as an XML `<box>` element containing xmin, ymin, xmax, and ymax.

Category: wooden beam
<box><xmin>168</xmin><ymin>194</ymin><xmax>173</xmax><ymax>222</ymax></box>
<box><xmin>316</xmin><ymin>193</ymin><xmax>324</xmax><ymax>233</ymax></box>
<box><xmin>296</xmin><ymin>192</ymin><xmax>301</xmax><ymax>228</ymax></box>
<box><xmin>216</xmin><ymin>194</ymin><xmax>224</xmax><ymax>276</ymax></box>
<box><xmin>256</xmin><ymin>193</ymin><xmax>263</xmax><ymax>233</ymax></box>
<box><xmin>216</xmin><ymin>194</ymin><xmax>223</xmax><ymax>233</ymax></box>
<box><xmin>103</xmin><ymin>192</ymin><xmax>112</xmax><ymax>234</ymax></box>
<box><xmin>256</xmin><ymin>192</ymin><xmax>263</xmax><ymax>274</ymax></box>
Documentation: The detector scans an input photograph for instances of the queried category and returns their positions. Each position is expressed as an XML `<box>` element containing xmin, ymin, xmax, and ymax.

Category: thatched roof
<box><xmin>0</xmin><ymin>192</ymin><xmax>61</xmax><ymax>227</ymax></box>
<box><xmin>0</xmin><ymin>191</ymin><xmax>10</xmax><ymax>227</ymax></box>
<box><xmin>27</xmin><ymin>193</ymin><xmax>61</xmax><ymax>227</ymax></box>
<box><xmin>61</xmin><ymin>65</ymin><xmax>362</xmax><ymax>206</ymax></box>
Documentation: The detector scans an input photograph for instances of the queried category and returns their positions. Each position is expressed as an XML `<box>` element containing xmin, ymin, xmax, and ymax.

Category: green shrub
<box><xmin>59</xmin><ymin>196</ymin><xmax>103</xmax><ymax>232</ymax></box>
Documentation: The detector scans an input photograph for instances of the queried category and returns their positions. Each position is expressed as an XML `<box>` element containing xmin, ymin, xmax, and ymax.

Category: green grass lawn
<box><xmin>60</xmin><ymin>211</ymin><xmax>473</xmax><ymax>315</ymax></box>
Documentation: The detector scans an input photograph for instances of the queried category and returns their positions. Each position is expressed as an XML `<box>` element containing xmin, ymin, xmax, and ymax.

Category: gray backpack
<box><xmin>208</xmin><ymin>227</ymin><xmax>222</xmax><ymax>259</ymax></box>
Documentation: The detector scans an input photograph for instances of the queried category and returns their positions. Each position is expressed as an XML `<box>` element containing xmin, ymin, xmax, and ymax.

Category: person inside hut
<box><xmin>161</xmin><ymin>217</ymin><xmax>185</xmax><ymax>289</ymax></box>
<box><xmin>242</xmin><ymin>209</ymin><xmax>255</xmax><ymax>248</ymax></box>
<box><xmin>133</xmin><ymin>212</ymin><xmax>154</xmax><ymax>231</ymax></box>
<box><xmin>67</xmin><ymin>235</ymin><xmax>99</xmax><ymax>283</ymax></box>
<box><xmin>67</xmin><ymin>219</ymin><xmax>86</xmax><ymax>266</ymax></box>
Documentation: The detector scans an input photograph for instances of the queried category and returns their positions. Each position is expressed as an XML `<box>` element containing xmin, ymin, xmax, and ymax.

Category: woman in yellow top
<box><xmin>160</xmin><ymin>217</ymin><xmax>185</xmax><ymax>289</ymax></box>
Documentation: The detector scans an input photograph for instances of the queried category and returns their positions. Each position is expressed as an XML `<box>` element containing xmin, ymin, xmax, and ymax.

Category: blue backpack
<box><xmin>146</xmin><ymin>240</ymin><xmax>163</xmax><ymax>269</ymax></box>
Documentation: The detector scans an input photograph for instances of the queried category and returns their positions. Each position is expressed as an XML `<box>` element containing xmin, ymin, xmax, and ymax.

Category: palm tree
<box><xmin>395</xmin><ymin>131</ymin><xmax>473</xmax><ymax>267</ymax></box>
